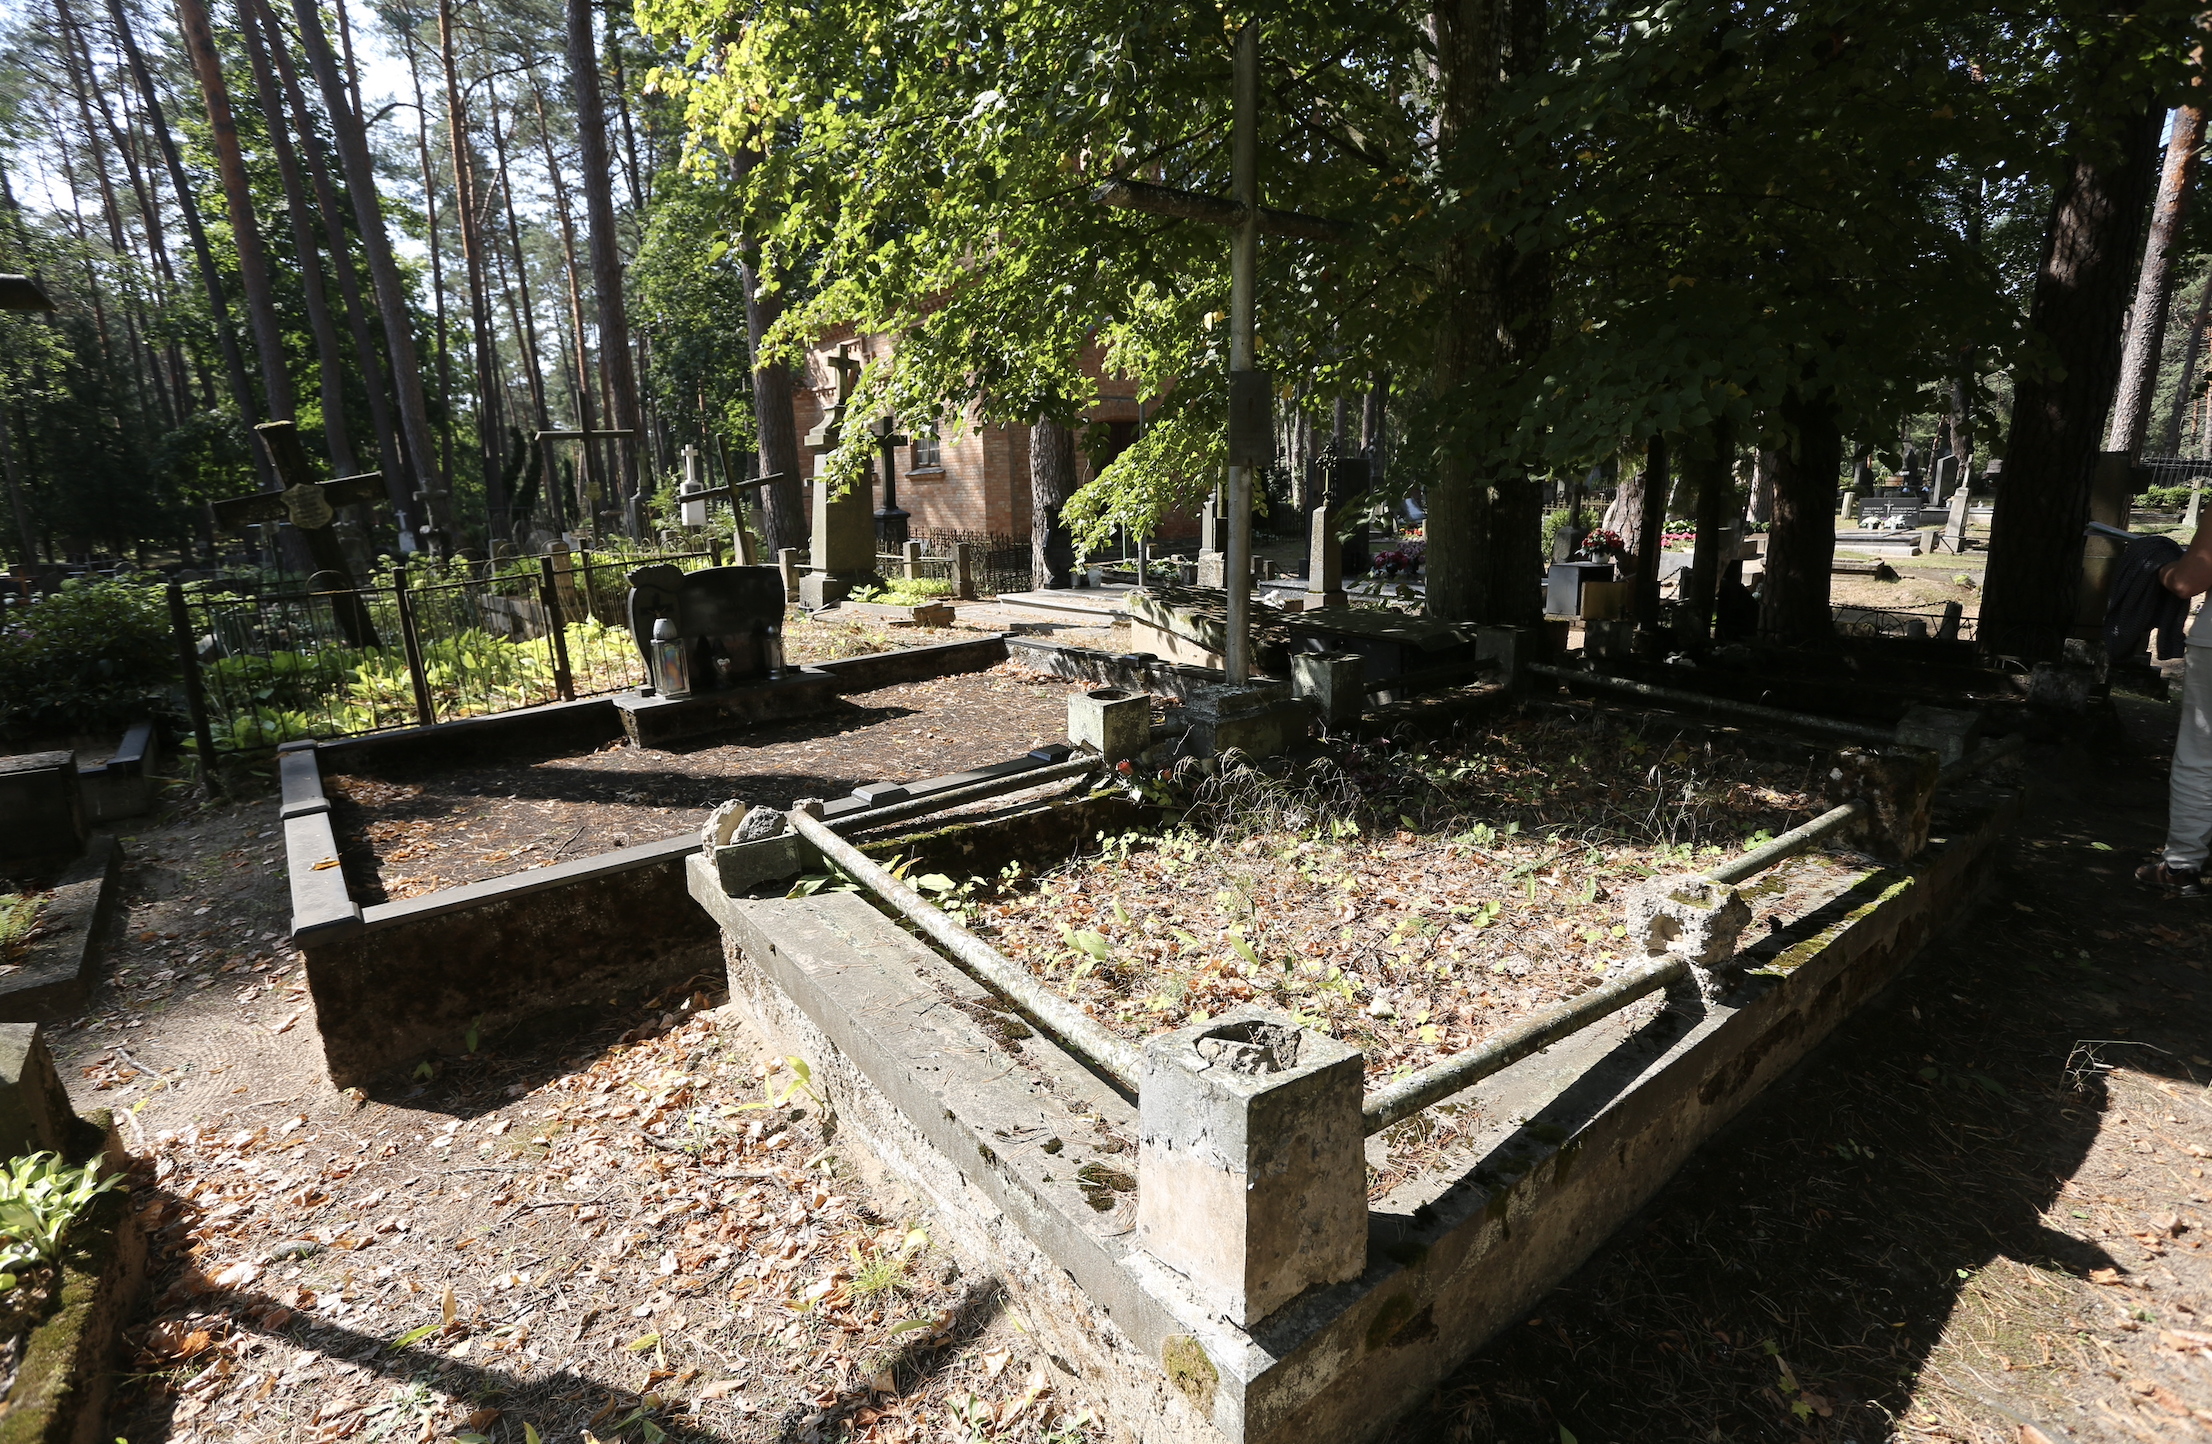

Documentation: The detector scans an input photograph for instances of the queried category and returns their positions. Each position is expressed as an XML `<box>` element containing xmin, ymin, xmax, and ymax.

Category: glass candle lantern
<box><xmin>762</xmin><ymin>618</ymin><xmax>786</xmax><ymax>679</ymax></box>
<box><xmin>650</xmin><ymin>617</ymin><xmax>692</xmax><ymax>700</ymax></box>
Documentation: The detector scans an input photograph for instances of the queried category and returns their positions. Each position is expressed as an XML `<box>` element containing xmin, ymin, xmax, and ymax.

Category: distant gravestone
<box><xmin>1931</xmin><ymin>454</ymin><xmax>1960</xmax><ymax>506</ymax></box>
<box><xmin>1943</xmin><ymin>486</ymin><xmax>1970</xmax><ymax>553</ymax></box>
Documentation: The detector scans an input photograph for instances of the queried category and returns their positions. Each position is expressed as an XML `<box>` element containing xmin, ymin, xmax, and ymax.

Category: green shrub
<box><xmin>0</xmin><ymin>579</ymin><xmax>176</xmax><ymax>739</ymax></box>
<box><xmin>2139</xmin><ymin>481</ymin><xmax>2203</xmax><ymax>511</ymax></box>
<box><xmin>851</xmin><ymin>577</ymin><xmax>955</xmax><ymax>604</ymax></box>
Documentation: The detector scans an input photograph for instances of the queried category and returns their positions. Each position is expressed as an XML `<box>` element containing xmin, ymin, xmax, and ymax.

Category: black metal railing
<box><xmin>171</xmin><ymin>547</ymin><xmax>716</xmax><ymax>755</ymax></box>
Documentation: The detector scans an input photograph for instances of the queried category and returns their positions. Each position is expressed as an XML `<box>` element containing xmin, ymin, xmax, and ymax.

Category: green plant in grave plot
<box><xmin>0</xmin><ymin>893</ymin><xmax>44</xmax><ymax>961</ymax></box>
<box><xmin>0</xmin><ymin>1152</ymin><xmax>123</xmax><ymax>1287</ymax></box>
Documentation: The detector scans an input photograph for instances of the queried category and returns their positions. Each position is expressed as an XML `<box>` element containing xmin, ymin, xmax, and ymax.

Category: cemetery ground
<box><xmin>26</xmin><ymin>684</ymin><xmax>2208</xmax><ymax>1443</ymax></box>
<box><xmin>324</xmin><ymin>662</ymin><xmax>1087</xmax><ymax>902</ymax></box>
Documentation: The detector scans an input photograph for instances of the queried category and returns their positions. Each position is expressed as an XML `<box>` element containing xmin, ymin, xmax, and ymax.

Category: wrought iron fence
<box><xmin>1831</xmin><ymin>603</ymin><xmax>1976</xmax><ymax>643</ymax></box>
<box><xmin>172</xmin><ymin>547</ymin><xmax>715</xmax><ymax>755</ymax></box>
<box><xmin>907</xmin><ymin>529</ymin><xmax>1031</xmax><ymax>597</ymax></box>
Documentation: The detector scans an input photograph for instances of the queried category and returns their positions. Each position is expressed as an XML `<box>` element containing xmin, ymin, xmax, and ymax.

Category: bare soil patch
<box><xmin>327</xmin><ymin>666</ymin><xmax>1078</xmax><ymax>903</ymax></box>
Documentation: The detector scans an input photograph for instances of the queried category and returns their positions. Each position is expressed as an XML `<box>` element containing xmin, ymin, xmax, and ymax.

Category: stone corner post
<box><xmin>1136</xmin><ymin>1005</ymin><xmax>1367</xmax><ymax>1328</ymax></box>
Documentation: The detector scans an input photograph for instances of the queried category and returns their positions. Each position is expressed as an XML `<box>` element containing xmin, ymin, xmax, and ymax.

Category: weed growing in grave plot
<box><xmin>0</xmin><ymin>892</ymin><xmax>44</xmax><ymax>960</ymax></box>
<box><xmin>977</xmin><ymin>714</ymin><xmax>1857</xmax><ymax>1092</ymax></box>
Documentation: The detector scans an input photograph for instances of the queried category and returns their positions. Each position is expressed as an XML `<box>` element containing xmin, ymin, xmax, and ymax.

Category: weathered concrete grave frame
<box><xmin>283</xmin><ymin>635</ymin><xmax>1018</xmax><ymax>1085</ymax></box>
<box><xmin>687</xmin><ymin>727</ymin><xmax>2028</xmax><ymax>1443</ymax></box>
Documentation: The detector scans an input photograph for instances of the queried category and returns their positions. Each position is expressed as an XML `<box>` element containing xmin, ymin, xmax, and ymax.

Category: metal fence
<box><xmin>1831</xmin><ymin>602</ymin><xmax>1976</xmax><ymax>643</ymax></box>
<box><xmin>171</xmin><ymin>548</ymin><xmax>715</xmax><ymax>755</ymax></box>
<box><xmin>907</xmin><ymin>530</ymin><xmax>1031</xmax><ymax>597</ymax></box>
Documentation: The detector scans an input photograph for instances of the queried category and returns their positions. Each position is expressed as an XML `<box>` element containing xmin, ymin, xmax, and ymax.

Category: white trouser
<box><xmin>2166</xmin><ymin>644</ymin><xmax>2212</xmax><ymax>869</ymax></box>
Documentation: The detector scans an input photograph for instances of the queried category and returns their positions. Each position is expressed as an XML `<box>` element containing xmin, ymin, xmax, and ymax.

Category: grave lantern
<box><xmin>650</xmin><ymin>617</ymin><xmax>693</xmax><ymax>700</ymax></box>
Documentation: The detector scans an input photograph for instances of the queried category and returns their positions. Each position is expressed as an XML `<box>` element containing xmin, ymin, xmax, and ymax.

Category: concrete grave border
<box><xmin>0</xmin><ymin>837</ymin><xmax>124</xmax><ymax>1024</ymax></box>
<box><xmin>0</xmin><ymin>1111</ymin><xmax>144</xmax><ymax>1444</ymax></box>
<box><xmin>281</xmin><ymin>633</ymin><xmax>1046</xmax><ymax>1085</ymax></box>
<box><xmin>687</xmin><ymin>777</ymin><xmax>2027</xmax><ymax>1444</ymax></box>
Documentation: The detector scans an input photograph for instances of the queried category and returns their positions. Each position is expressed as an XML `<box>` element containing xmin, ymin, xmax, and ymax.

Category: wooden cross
<box><xmin>208</xmin><ymin>422</ymin><xmax>384</xmax><ymax>646</ymax></box>
<box><xmin>682</xmin><ymin>471</ymin><xmax>791</xmax><ymax>566</ymax></box>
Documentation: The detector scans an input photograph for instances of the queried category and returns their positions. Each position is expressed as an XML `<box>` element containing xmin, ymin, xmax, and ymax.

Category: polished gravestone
<box><xmin>611</xmin><ymin>563</ymin><xmax>837</xmax><ymax>747</ymax></box>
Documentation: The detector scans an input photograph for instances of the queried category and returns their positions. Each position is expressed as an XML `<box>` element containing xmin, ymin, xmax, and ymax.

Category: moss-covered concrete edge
<box><xmin>0</xmin><ymin>1110</ymin><xmax>145</xmax><ymax>1444</ymax></box>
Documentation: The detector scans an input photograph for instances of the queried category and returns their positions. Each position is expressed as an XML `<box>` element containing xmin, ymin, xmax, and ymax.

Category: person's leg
<box><xmin>2158</xmin><ymin>645</ymin><xmax>2212</xmax><ymax>880</ymax></box>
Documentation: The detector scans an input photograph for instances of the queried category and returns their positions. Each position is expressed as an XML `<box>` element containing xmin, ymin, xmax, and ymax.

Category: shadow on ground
<box><xmin>1383</xmin><ymin>691</ymin><xmax>2212</xmax><ymax>1443</ymax></box>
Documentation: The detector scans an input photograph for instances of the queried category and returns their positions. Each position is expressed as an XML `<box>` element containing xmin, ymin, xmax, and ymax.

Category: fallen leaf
<box><xmin>982</xmin><ymin>1349</ymin><xmax>1012</xmax><ymax>1378</ymax></box>
<box><xmin>268</xmin><ymin>1011</ymin><xmax>303</xmax><ymax>1036</ymax></box>
<box><xmin>2090</xmin><ymin>1268</ymin><xmax>2125</xmax><ymax>1286</ymax></box>
<box><xmin>697</xmin><ymin>1379</ymin><xmax>745</xmax><ymax>1401</ymax></box>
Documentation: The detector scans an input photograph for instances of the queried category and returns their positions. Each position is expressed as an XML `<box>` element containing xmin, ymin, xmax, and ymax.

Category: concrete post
<box><xmin>1473</xmin><ymin>624</ymin><xmax>1532</xmax><ymax>690</ymax></box>
<box><xmin>0</xmin><ymin>1025</ymin><xmax>69</xmax><ymax>1160</ymax></box>
<box><xmin>1069</xmin><ymin>687</ymin><xmax>1151</xmax><ymax>764</ymax></box>
<box><xmin>1820</xmin><ymin>746</ymin><xmax>1940</xmax><ymax>864</ymax></box>
<box><xmin>1304</xmin><ymin>505</ymin><xmax>1345</xmax><ymax>609</ymax></box>
<box><xmin>901</xmin><ymin>539</ymin><xmax>924</xmax><ymax>581</ymax></box>
<box><xmin>1894</xmin><ymin>704</ymin><xmax>1980</xmax><ymax>765</ymax></box>
<box><xmin>777</xmin><ymin>548</ymin><xmax>802</xmax><ymax>603</ymax></box>
<box><xmin>1136</xmin><ymin>1006</ymin><xmax>1367</xmax><ymax>1328</ymax></box>
<box><xmin>953</xmin><ymin>542</ymin><xmax>979</xmax><ymax>600</ymax></box>
<box><xmin>1292</xmin><ymin>652</ymin><xmax>1364</xmax><ymax>726</ymax></box>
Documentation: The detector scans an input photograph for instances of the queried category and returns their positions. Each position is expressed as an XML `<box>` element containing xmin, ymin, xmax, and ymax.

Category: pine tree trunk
<box><xmin>238</xmin><ymin>0</ymin><xmax>359</xmax><ymax>476</ymax></box>
<box><xmin>174</xmin><ymin>0</ymin><xmax>294</xmax><ymax>428</ymax></box>
<box><xmin>2160</xmin><ymin>271</ymin><xmax>2212</xmax><ymax>455</ymax></box>
<box><xmin>739</xmin><ymin>258</ymin><xmax>806</xmax><ymax>555</ymax></box>
<box><xmin>111</xmin><ymin>0</ymin><xmax>268</xmax><ymax>490</ymax></box>
<box><xmin>288</xmin><ymin>0</ymin><xmax>449</xmax><ymax>542</ymax></box>
<box><xmin>528</xmin><ymin>68</ymin><xmax>606</xmax><ymax>525</ymax></box>
<box><xmin>565</xmin><ymin>0</ymin><xmax>643</xmax><ymax>531</ymax></box>
<box><xmin>1761</xmin><ymin>388</ymin><xmax>1841</xmax><ymax>643</ymax></box>
<box><xmin>1684</xmin><ymin>420</ymin><xmax>1732</xmax><ymax>641</ymax></box>
<box><xmin>1030</xmin><ymin>417</ymin><xmax>1077</xmax><ymax>588</ymax></box>
<box><xmin>399</xmin><ymin>28</ymin><xmax>458</xmax><ymax>505</ymax></box>
<box><xmin>2109</xmin><ymin>106</ymin><xmax>2206</xmax><ymax>458</ymax></box>
<box><xmin>256</xmin><ymin>0</ymin><xmax>409</xmax><ymax>514</ymax></box>
<box><xmin>1981</xmin><ymin>104</ymin><xmax>2163</xmax><ymax>661</ymax></box>
<box><xmin>488</xmin><ymin>96</ymin><xmax>551</xmax><ymax>436</ymax></box>
<box><xmin>439</xmin><ymin>0</ymin><xmax>508</xmax><ymax>537</ymax></box>
<box><xmin>1628</xmin><ymin>436</ymin><xmax>1669</xmax><ymax>626</ymax></box>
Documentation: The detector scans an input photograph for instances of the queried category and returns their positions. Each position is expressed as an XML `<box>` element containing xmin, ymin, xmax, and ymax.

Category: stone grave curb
<box><xmin>276</xmin><ymin>628</ymin><xmax>1033</xmax><ymax>1088</ymax></box>
<box><xmin>0</xmin><ymin>1111</ymin><xmax>146</xmax><ymax>1444</ymax></box>
<box><xmin>687</xmin><ymin>777</ymin><xmax>2027</xmax><ymax>1444</ymax></box>
<box><xmin>75</xmin><ymin>721</ymin><xmax>160</xmax><ymax>825</ymax></box>
<box><xmin>0</xmin><ymin>837</ymin><xmax>123</xmax><ymax>1024</ymax></box>
<box><xmin>299</xmin><ymin>635</ymin><xmax>1009</xmax><ymax>774</ymax></box>
<box><xmin>804</xmin><ymin>632</ymin><xmax>1007</xmax><ymax>690</ymax></box>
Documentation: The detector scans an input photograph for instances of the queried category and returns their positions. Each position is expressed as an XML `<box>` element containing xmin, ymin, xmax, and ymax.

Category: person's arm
<box><xmin>2163</xmin><ymin>525</ymin><xmax>2212</xmax><ymax>598</ymax></box>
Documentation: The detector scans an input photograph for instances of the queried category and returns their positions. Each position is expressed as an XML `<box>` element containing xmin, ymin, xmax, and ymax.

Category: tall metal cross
<box><xmin>208</xmin><ymin>421</ymin><xmax>386</xmax><ymax>646</ymax></box>
<box><xmin>1091</xmin><ymin>26</ymin><xmax>1346</xmax><ymax>684</ymax></box>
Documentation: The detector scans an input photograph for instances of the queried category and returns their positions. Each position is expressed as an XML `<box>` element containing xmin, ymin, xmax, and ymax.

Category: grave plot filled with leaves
<box><xmin>960</xmin><ymin>713</ymin><xmax>1863</xmax><ymax>1092</ymax></box>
